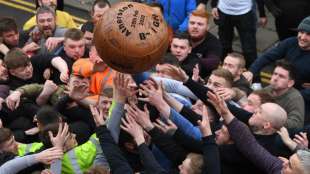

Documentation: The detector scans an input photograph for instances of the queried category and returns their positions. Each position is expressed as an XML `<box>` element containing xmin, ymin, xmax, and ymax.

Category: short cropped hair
<box><xmin>227</xmin><ymin>52</ymin><xmax>246</xmax><ymax>69</ymax></box>
<box><xmin>186</xmin><ymin>153</ymin><xmax>204</xmax><ymax>174</ymax></box>
<box><xmin>36</xmin><ymin>106</ymin><xmax>62</xmax><ymax>127</ymax></box>
<box><xmin>275</xmin><ymin>59</ymin><xmax>297</xmax><ymax>81</ymax></box>
<box><xmin>148</xmin><ymin>2</ymin><xmax>164</xmax><ymax>14</ymax></box>
<box><xmin>36</xmin><ymin>5</ymin><xmax>56</xmax><ymax>19</ymax></box>
<box><xmin>173</xmin><ymin>31</ymin><xmax>192</xmax><ymax>46</ymax></box>
<box><xmin>91</xmin><ymin>0</ymin><xmax>111</xmax><ymax>14</ymax></box>
<box><xmin>0</xmin><ymin>17</ymin><xmax>17</xmax><ymax>36</ymax></box>
<box><xmin>251</xmin><ymin>89</ymin><xmax>275</xmax><ymax>104</ymax></box>
<box><xmin>64</xmin><ymin>28</ymin><xmax>84</xmax><ymax>42</ymax></box>
<box><xmin>211</xmin><ymin>68</ymin><xmax>234</xmax><ymax>87</ymax></box>
<box><xmin>81</xmin><ymin>21</ymin><xmax>95</xmax><ymax>33</ymax></box>
<box><xmin>0</xmin><ymin>128</ymin><xmax>13</xmax><ymax>146</ymax></box>
<box><xmin>4</xmin><ymin>48</ymin><xmax>30</xmax><ymax>69</ymax></box>
<box><xmin>191</xmin><ymin>9</ymin><xmax>209</xmax><ymax>22</ymax></box>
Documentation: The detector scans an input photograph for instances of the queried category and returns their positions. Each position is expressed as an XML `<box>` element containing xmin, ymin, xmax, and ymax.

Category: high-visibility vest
<box><xmin>18</xmin><ymin>142</ymin><xmax>44</xmax><ymax>156</ymax></box>
<box><xmin>61</xmin><ymin>135</ymin><xmax>104</xmax><ymax>174</ymax></box>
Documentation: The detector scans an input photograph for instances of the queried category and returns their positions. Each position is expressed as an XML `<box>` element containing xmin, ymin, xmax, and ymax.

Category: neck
<box><xmin>191</xmin><ymin>36</ymin><xmax>206</xmax><ymax>48</ymax></box>
<box><xmin>271</xmin><ymin>87</ymin><xmax>290</xmax><ymax>97</ymax></box>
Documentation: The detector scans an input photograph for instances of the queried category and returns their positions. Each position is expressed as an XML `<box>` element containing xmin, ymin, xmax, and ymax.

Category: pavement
<box><xmin>0</xmin><ymin>0</ymin><xmax>279</xmax><ymax>55</ymax></box>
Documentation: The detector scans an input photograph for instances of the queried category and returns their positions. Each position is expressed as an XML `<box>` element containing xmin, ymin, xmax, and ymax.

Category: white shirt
<box><xmin>218</xmin><ymin>0</ymin><xmax>253</xmax><ymax>15</ymax></box>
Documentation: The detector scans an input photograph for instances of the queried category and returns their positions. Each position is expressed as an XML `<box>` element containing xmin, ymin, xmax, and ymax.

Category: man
<box><xmin>26</xmin><ymin>6</ymin><xmax>67</xmax><ymax>55</ymax></box>
<box><xmin>23</xmin><ymin>0</ymin><xmax>76</xmax><ymax>31</ymax></box>
<box><xmin>146</xmin><ymin>0</ymin><xmax>196</xmax><ymax>32</ymax></box>
<box><xmin>222</xmin><ymin>53</ymin><xmax>252</xmax><ymax>95</ymax></box>
<box><xmin>4</xmin><ymin>48</ymin><xmax>68</xmax><ymax>90</ymax></box>
<box><xmin>90</xmin><ymin>0</ymin><xmax>111</xmax><ymax>26</ymax></box>
<box><xmin>81</xmin><ymin>22</ymin><xmax>94</xmax><ymax>50</ymax></box>
<box><xmin>52</xmin><ymin>28</ymin><xmax>87</xmax><ymax>84</ymax></box>
<box><xmin>0</xmin><ymin>127</ymin><xmax>43</xmax><ymax>156</ymax></box>
<box><xmin>170</xmin><ymin>32</ymin><xmax>202</xmax><ymax>78</ymax></box>
<box><xmin>245</xmin><ymin>16</ymin><xmax>310</xmax><ymax>124</ymax></box>
<box><xmin>188</xmin><ymin>9</ymin><xmax>222</xmax><ymax>78</ymax></box>
<box><xmin>264</xmin><ymin>60</ymin><xmax>305</xmax><ymax>129</ymax></box>
<box><xmin>210</xmin><ymin>0</ymin><xmax>258</xmax><ymax>67</ymax></box>
<box><xmin>0</xmin><ymin>17</ymin><xmax>40</xmax><ymax>58</ymax></box>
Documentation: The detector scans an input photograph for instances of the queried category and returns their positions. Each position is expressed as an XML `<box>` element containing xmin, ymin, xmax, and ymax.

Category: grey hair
<box><xmin>296</xmin><ymin>149</ymin><xmax>310</xmax><ymax>174</ymax></box>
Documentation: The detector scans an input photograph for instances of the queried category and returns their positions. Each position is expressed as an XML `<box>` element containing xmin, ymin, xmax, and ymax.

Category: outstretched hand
<box><xmin>35</xmin><ymin>147</ymin><xmax>63</xmax><ymax>165</ymax></box>
<box><xmin>126</xmin><ymin>104</ymin><xmax>154</xmax><ymax>131</ymax></box>
<box><xmin>154</xmin><ymin>118</ymin><xmax>177</xmax><ymax>136</ymax></box>
<box><xmin>197</xmin><ymin>105</ymin><xmax>212</xmax><ymax>137</ymax></box>
<box><xmin>207</xmin><ymin>91</ymin><xmax>233</xmax><ymax>124</ymax></box>
<box><xmin>139</xmin><ymin>79</ymin><xmax>164</xmax><ymax>108</ymax></box>
<box><xmin>48</xmin><ymin>123</ymin><xmax>69</xmax><ymax>150</ymax></box>
<box><xmin>90</xmin><ymin>104</ymin><xmax>107</xmax><ymax>127</ymax></box>
<box><xmin>121</xmin><ymin>115</ymin><xmax>145</xmax><ymax>146</ymax></box>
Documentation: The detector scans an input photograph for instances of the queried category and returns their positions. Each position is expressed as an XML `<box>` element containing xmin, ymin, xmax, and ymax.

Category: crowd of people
<box><xmin>0</xmin><ymin>0</ymin><xmax>310</xmax><ymax>174</ymax></box>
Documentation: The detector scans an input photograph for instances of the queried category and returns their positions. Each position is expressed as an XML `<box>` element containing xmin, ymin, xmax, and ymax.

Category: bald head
<box><xmin>261</xmin><ymin>103</ymin><xmax>287</xmax><ymax>130</ymax></box>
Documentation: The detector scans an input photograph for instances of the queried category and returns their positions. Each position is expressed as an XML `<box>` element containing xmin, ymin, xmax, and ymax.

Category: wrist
<box><xmin>143</xmin><ymin>122</ymin><xmax>154</xmax><ymax>132</ymax></box>
<box><xmin>134</xmin><ymin>136</ymin><xmax>145</xmax><ymax>146</ymax></box>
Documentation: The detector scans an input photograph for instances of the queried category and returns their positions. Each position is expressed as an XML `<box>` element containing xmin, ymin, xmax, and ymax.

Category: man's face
<box><xmin>2</xmin><ymin>30</ymin><xmax>19</xmax><ymax>47</ymax></box>
<box><xmin>206</xmin><ymin>74</ymin><xmax>228</xmax><ymax>91</ymax></box>
<box><xmin>242</xmin><ymin>93</ymin><xmax>261</xmax><ymax>113</ymax></box>
<box><xmin>188</xmin><ymin>15</ymin><xmax>208</xmax><ymax>40</ymax></box>
<box><xmin>92</xmin><ymin>5</ymin><xmax>110</xmax><ymax>24</ymax></box>
<box><xmin>83</xmin><ymin>31</ymin><xmax>94</xmax><ymax>49</ymax></box>
<box><xmin>297</xmin><ymin>31</ymin><xmax>310</xmax><ymax>50</ymax></box>
<box><xmin>215</xmin><ymin>125</ymin><xmax>231</xmax><ymax>145</ymax></box>
<box><xmin>37</xmin><ymin>12</ymin><xmax>56</xmax><ymax>38</ymax></box>
<box><xmin>170</xmin><ymin>38</ymin><xmax>191</xmax><ymax>62</ymax></box>
<box><xmin>9</xmin><ymin>63</ymin><xmax>33</xmax><ymax>80</ymax></box>
<box><xmin>270</xmin><ymin>67</ymin><xmax>293</xmax><ymax>92</ymax></box>
<box><xmin>222</xmin><ymin>56</ymin><xmax>242</xmax><ymax>79</ymax></box>
<box><xmin>0</xmin><ymin>60</ymin><xmax>9</xmax><ymax>81</ymax></box>
<box><xmin>68</xmin><ymin>75</ymin><xmax>89</xmax><ymax>90</ymax></box>
<box><xmin>97</xmin><ymin>95</ymin><xmax>112</xmax><ymax>117</ymax></box>
<box><xmin>248</xmin><ymin>106</ymin><xmax>268</xmax><ymax>132</ymax></box>
<box><xmin>64</xmin><ymin>38</ymin><xmax>85</xmax><ymax>60</ymax></box>
<box><xmin>0</xmin><ymin>136</ymin><xmax>19</xmax><ymax>154</ymax></box>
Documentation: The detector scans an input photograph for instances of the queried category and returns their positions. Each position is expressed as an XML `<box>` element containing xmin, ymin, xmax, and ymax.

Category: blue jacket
<box><xmin>147</xmin><ymin>0</ymin><xmax>196</xmax><ymax>31</ymax></box>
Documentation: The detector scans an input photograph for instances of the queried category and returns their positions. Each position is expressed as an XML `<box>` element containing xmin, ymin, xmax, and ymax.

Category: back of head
<box><xmin>36</xmin><ymin>106</ymin><xmax>62</xmax><ymax>128</ymax></box>
<box><xmin>4</xmin><ymin>48</ymin><xmax>29</xmax><ymax>69</ymax></box>
<box><xmin>186</xmin><ymin>153</ymin><xmax>204</xmax><ymax>174</ymax></box>
<box><xmin>0</xmin><ymin>17</ymin><xmax>17</xmax><ymax>36</ymax></box>
<box><xmin>0</xmin><ymin>128</ymin><xmax>13</xmax><ymax>148</ymax></box>
<box><xmin>261</xmin><ymin>103</ymin><xmax>287</xmax><ymax>130</ymax></box>
<box><xmin>252</xmin><ymin>89</ymin><xmax>275</xmax><ymax>104</ymax></box>
<box><xmin>64</xmin><ymin>28</ymin><xmax>84</xmax><ymax>42</ymax></box>
<box><xmin>296</xmin><ymin>149</ymin><xmax>310</xmax><ymax>174</ymax></box>
<box><xmin>84</xmin><ymin>165</ymin><xmax>109</xmax><ymax>174</ymax></box>
<box><xmin>39</xmin><ymin>123</ymin><xmax>59</xmax><ymax>148</ymax></box>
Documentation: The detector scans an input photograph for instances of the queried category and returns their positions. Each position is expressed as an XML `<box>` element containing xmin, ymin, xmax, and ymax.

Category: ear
<box><xmin>287</xmin><ymin>79</ymin><xmax>295</xmax><ymax>88</ymax></box>
<box><xmin>263</xmin><ymin>122</ymin><xmax>271</xmax><ymax>130</ymax></box>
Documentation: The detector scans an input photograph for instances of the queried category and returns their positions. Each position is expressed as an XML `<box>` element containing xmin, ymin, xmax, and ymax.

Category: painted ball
<box><xmin>94</xmin><ymin>2</ymin><xmax>169</xmax><ymax>74</ymax></box>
